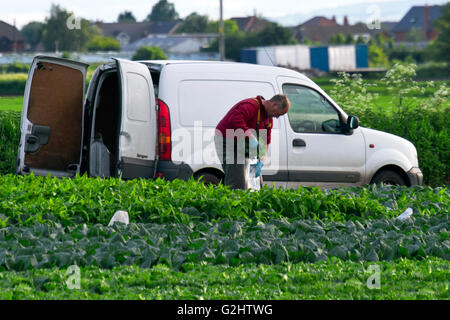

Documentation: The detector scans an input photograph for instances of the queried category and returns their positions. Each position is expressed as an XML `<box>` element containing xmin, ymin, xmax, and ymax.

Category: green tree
<box><xmin>356</xmin><ymin>35</ymin><xmax>365</xmax><ymax>44</ymax></box>
<box><xmin>132</xmin><ymin>46</ymin><xmax>167</xmax><ymax>60</ymax></box>
<box><xmin>331</xmin><ymin>33</ymin><xmax>346</xmax><ymax>44</ymax></box>
<box><xmin>118</xmin><ymin>11</ymin><xmax>136</xmax><ymax>23</ymax></box>
<box><xmin>177</xmin><ymin>12</ymin><xmax>209</xmax><ymax>33</ymax></box>
<box><xmin>205</xmin><ymin>21</ymin><xmax>295</xmax><ymax>61</ymax></box>
<box><xmin>146</xmin><ymin>0</ymin><xmax>179</xmax><ymax>22</ymax></box>
<box><xmin>87</xmin><ymin>36</ymin><xmax>120</xmax><ymax>51</ymax></box>
<box><xmin>253</xmin><ymin>22</ymin><xmax>295</xmax><ymax>46</ymax></box>
<box><xmin>21</xmin><ymin>22</ymin><xmax>44</xmax><ymax>49</ymax></box>
<box><xmin>345</xmin><ymin>33</ymin><xmax>355</xmax><ymax>44</ymax></box>
<box><xmin>406</xmin><ymin>27</ymin><xmax>426</xmax><ymax>43</ymax></box>
<box><xmin>206</xmin><ymin>19</ymin><xmax>241</xmax><ymax>35</ymax></box>
<box><xmin>428</xmin><ymin>2</ymin><xmax>450</xmax><ymax>62</ymax></box>
<box><xmin>369</xmin><ymin>44</ymin><xmax>389</xmax><ymax>67</ymax></box>
<box><xmin>41</xmin><ymin>4</ymin><xmax>97</xmax><ymax>52</ymax></box>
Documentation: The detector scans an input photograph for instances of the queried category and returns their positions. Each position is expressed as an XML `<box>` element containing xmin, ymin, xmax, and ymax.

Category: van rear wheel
<box><xmin>371</xmin><ymin>170</ymin><xmax>406</xmax><ymax>186</ymax></box>
<box><xmin>194</xmin><ymin>172</ymin><xmax>222</xmax><ymax>186</ymax></box>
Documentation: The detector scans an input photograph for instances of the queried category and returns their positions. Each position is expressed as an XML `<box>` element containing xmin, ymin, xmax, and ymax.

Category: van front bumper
<box><xmin>156</xmin><ymin>160</ymin><xmax>194</xmax><ymax>181</ymax></box>
<box><xmin>406</xmin><ymin>167</ymin><xmax>423</xmax><ymax>186</ymax></box>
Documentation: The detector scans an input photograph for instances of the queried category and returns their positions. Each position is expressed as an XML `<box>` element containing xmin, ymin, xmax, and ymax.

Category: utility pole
<box><xmin>219</xmin><ymin>0</ymin><xmax>225</xmax><ymax>61</ymax></box>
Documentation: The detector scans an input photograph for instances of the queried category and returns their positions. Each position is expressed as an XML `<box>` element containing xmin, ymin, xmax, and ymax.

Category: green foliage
<box><xmin>416</xmin><ymin>61</ymin><xmax>450</xmax><ymax>79</ymax></box>
<box><xmin>0</xmin><ymin>213</ymin><xmax>447</xmax><ymax>272</ymax></box>
<box><xmin>86</xmin><ymin>36</ymin><xmax>120</xmax><ymax>52</ymax></box>
<box><xmin>206</xmin><ymin>19</ymin><xmax>241</xmax><ymax>35</ymax></box>
<box><xmin>0</xmin><ymin>97</ymin><xmax>22</xmax><ymax>112</ymax></box>
<box><xmin>330</xmin><ymin>33</ymin><xmax>346</xmax><ymax>45</ymax></box>
<box><xmin>41</xmin><ymin>4</ymin><xmax>98</xmax><ymax>52</ymax></box>
<box><xmin>0</xmin><ymin>173</ymin><xmax>448</xmax><ymax>227</ymax></box>
<box><xmin>0</xmin><ymin>258</ymin><xmax>448</xmax><ymax>299</ymax></box>
<box><xmin>427</xmin><ymin>2</ymin><xmax>450</xmax><ymax>62</ymax></box>
<box><xmin>21</xmin><ymin>22</ymin><xmax>44</xmax><ymax>49</ymax></box>
<box><xmin>356</xmin><ymin>35</ymin><xmax>366</xmax><ymax>44</ymax></box>
<box><xmin>0</xmin><ymin>63</ymin><xmax>29</xmax><ymax>74</ymax></box>
<box><xmin>303</xmin><ymin>38</ymin><xmax>321</xmax><ymax>46</ymax></box>
<box><xmin>330</xmin><ymin>73</ymin><xmax>379</xmax><ymax>112</ymax></box>
<box><xmin>254</xmin><ymin>22</ymin><xmax>296</xmax><ymax>46</ymax></box>
<box><xmin>345</xmin><ymin>33</ymin><xmax>355</xmax><ymax>44</ymax></box>
<box><xmin>132</xmin><ymin>46</ymin><xmax>167</xmax><ymax>61</ymax></box>
<box><xmin>369</xmin><ymin>44</ymin><xmax>389</xmax><ymax>67</ymax></box>
<box><xmin>0</xmin><ymin>111</ymin><xmax>20</xmax><ymax>175</ymax></box>
<box><xmin>0</xmin><ymin>74</ymin><xmax>27</xmax><ymax>95</ymax></box>
<box><xmin>205</xmin><ymin>21</ymin><xmax>295</xmax><ymax>61</ymax></box>
<box><xmin>118</xmin><ymin>11</ymin><xmax>136</xmax><ymax>23</ymax></box>
<box><xmin>177</xmin><ymin>12</ymin><xmax>209</xmax><ymax>33</ymax></box>
<box><xmin>146</xmin><ymin>0</ymin><xmax>179</xmax><ymax>22</ymax></box>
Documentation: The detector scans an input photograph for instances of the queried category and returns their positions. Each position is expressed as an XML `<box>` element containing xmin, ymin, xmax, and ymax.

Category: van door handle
<box><xmin>293</xmin><ymin>139</ymin><xmax>306</xmax><ymax>147</ymax></box>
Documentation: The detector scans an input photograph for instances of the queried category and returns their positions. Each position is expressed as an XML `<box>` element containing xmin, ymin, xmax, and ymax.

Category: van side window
<box><xmin>282</xmin><ymin>84</ymin><xmax>341</xmax><ymax>134</ymax></box>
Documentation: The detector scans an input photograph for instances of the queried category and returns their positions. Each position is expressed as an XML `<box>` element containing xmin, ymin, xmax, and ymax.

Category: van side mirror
<box><xmin>344</xmin><ymin>115</ymin><xmax>359</xmax><ymax>134</ymax></box>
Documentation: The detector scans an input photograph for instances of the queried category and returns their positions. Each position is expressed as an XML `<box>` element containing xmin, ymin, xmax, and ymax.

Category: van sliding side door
<box><xmin>114</xmin><ymin>58</ymin><xmax>157</xmax><ymax>179</ymax></box>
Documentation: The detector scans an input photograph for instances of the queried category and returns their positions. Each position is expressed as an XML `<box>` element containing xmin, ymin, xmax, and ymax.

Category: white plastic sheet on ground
<box><xmin>396</xmin><ymin>208</ymin><xmax>413</xmax><ymax>220</ymax></box>
<box><xmin>108</xmin><ymin>210</ymin><xmax>130</xmax><ymax>226</ymax></box>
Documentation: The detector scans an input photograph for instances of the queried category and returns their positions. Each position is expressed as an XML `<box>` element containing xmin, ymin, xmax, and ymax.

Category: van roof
<box><xmin>138</xmin><ymin>60</ymin><xmax>312</xmax><ymax>82</ymax></box>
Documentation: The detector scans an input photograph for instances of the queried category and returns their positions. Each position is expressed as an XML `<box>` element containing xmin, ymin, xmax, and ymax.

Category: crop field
<box><xmin>0</xmin><ymin>175</ymin><xmax>448</xmax><ymax>299</ymax></box>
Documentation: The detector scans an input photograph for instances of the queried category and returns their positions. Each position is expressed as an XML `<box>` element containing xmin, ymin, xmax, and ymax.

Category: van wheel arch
<box><xmin>193</xmin><ymin>168</ymin><xmax>224</xmax><ymax>186</ymax></box>
<box><xmin>370</xmin><ymin>165</ymin><xmax>409</xmax><ymax>186</ymax></box>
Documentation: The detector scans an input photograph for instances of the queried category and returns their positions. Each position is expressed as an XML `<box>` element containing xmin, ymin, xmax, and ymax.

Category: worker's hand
<box><xmin>249</xmin><ymin>137</ymin><xmax>258</xmax><ymax>149</ymax></box>
<box><xmin>251</xmin><ymin>160</ymin><xmax>264</xmax><ymax>177</ymax></box>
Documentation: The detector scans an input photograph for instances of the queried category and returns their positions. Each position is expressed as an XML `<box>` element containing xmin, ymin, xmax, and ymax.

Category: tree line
<box><xmin>19</xmin><ymin>0</ymin><xmax>449</xmax><ymax>63</ymax></box>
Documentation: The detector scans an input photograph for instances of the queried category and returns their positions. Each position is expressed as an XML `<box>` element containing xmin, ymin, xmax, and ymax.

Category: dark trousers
<box><xmin>215</xmin><ymin>136</ymin><xmax>263</xmax><ymax>190</ymax></box>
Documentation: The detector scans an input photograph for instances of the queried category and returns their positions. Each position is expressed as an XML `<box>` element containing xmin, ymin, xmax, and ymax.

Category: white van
<box><xmin>17</xmin><ymin>56</ymin><xmax>423</xmax><ymax>188</ymax></box>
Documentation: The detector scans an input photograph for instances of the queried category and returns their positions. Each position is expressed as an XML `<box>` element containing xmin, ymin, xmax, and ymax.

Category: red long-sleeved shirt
<box><xmin>216</xmin><ymin>96</ymin><xmax>273</xmax><ymax>145</ymax></box>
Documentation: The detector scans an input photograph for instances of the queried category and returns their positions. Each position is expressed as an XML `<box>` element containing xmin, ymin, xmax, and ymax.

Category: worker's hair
<box><xmin>270</xmin><ymin>94</ymin><xmax>290</xmax><ymax>110</ymax></box>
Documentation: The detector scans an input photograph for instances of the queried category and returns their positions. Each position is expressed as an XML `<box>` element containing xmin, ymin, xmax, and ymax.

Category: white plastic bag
<box><xmin>108</xmin><ymin>210</ymin><xmax>129</xmax><ymax>226</ymax></box>
<box><xmin>396</xmin><ymin>208</ymin><xmax>413</xmax><ymax>220</ymax></box>
<box><xmin>246</xmin><ymin>158</ymin><xmax>261</xmax><ymax>191</ymax></box>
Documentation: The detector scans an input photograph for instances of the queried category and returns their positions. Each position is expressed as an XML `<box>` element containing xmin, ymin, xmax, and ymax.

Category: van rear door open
<box><xmin>17</xmin><ymin>56</ymin><xmax>88</xmax><ymax>177</ymax></box>
<box><xmin>115</xmin><ymin>59</ymin><xmax>157</xmax><ymax>179</ymax></box>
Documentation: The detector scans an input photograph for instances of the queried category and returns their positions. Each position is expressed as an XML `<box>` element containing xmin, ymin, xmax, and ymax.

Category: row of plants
<box><xmin>0</xmin><ymin>174</ymin><xmax>448</xmax><ymax>227</ymax></box>
<box><xmin>0</xmin><ymin>258</ymin><xmax>448</xmax><ymax>299</ymax></box>
<box><xmin>0</xmin><ymin>213</ymin><xmax>448</xmax><ymax>271</ymax></box>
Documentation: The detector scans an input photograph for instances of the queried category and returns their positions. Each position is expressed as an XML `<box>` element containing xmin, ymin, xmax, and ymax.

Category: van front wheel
<box><xmin>194</xmin><ymin>172</ymin><xmax>222</xmax><ymax>186</ymax></box>
<box><xmin>371</xmin><ymin>170</ymin><xmax>406</xmax><ymax>186</ymax></box>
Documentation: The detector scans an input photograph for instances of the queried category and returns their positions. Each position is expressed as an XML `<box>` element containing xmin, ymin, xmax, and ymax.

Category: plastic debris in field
<box><xmin>396</xmin><ymin>208</ymin><xmax>413</xmax><ymax>221</ymax></box>
<box><xmin>108</xmin><ymin>210</ymin><xmax>129</xmax><ymax>226</ymax></box>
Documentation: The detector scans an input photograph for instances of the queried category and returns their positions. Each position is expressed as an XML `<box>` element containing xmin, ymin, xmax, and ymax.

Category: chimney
<box><xmin>343</xmin><ymin>15</ymin><xmax>349</xmax><ymax>27</ymax></box>
<box><xmin>332</xmin><ymin>16</ymin><xmax>336</xmax><ymax>24</ymax></box>
<box><xmin>424</xmin><ymin>4</ymin><xmax>430</xmax><ymax>30</ymax></box>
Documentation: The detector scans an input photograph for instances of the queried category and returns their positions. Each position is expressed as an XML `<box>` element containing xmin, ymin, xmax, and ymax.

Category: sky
<box><xmin>1</xmin><ymin>0</ymin><xmax>448</xmax><ymax>29</ymax></box>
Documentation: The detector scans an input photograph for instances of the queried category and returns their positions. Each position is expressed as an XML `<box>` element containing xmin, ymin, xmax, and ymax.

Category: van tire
<box><xmin>371</xmin><ymin>170</ymin><xmax>406</xmax><ymax>186</ymax></box>
<box><xmin>194</xmin><ymin>172</ymin><xmax>222</xmax><ymax>186</ymax></box>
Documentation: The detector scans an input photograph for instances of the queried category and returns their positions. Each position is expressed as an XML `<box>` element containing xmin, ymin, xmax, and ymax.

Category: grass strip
<box><xmin>0</xmin><ymin>258</ymin><xmax>448</xmax><ymax>299</ymax></box>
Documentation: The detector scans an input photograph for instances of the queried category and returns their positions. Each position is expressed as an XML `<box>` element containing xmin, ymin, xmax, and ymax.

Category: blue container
<box><xmin>240</xmin><ymin>49</ymin><xmax>257</xmax><ymax>64</ymax></box>
<box><xmin>356</xmin><ymin>45</ymin><xmax>369</xmax><ymax>68</ymax></box>
<box><xmin>310</xmin><ymin>47</ymin><xmax>329</xmax><ymax>72</ymax></box>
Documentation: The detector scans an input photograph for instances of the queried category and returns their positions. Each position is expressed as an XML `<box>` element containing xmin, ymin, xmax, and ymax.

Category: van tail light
<box><xmin>157</xmin><ymin>99</ymin><xmax>171</xmax><ymax>161</ymax></box>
